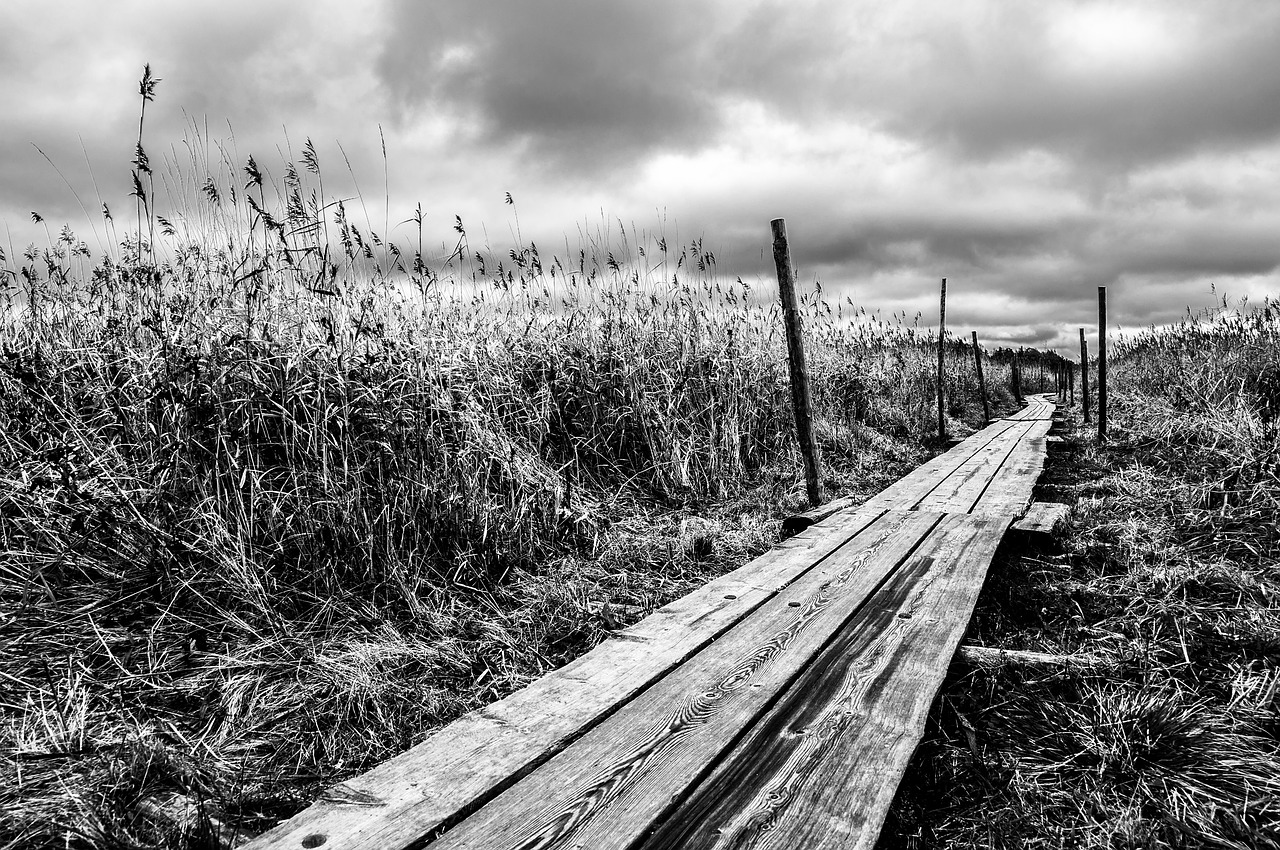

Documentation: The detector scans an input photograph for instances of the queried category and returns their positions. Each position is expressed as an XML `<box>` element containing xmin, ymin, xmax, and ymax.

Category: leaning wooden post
<box><xmin>936</xmin><ymin>278</ymin><xmax>947</xmax><ymax>441</ymax></box>
<box><xmin>771</xmin><ymin>218</ymin><xmax>822</xmax><ymax>506</ymax></box>
<box><xmin>971</xmin><ymin>330</ymin><xmax>990</xmax><ymax>424</ymax></box>
<box><xmin>1079</xmin><ymin>328</ymin><xmax>1091</xmax><ymax>424</ymax></box>
<box><xmin>1098</xmin><ymin>286</ymin><xmax>1108</xmax><ymax>440</ymax></box>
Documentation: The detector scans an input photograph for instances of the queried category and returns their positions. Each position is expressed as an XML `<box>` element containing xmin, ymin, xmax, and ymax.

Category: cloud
<box><xmin>722</xmin><ymin>0</ymin><xmax>1280</xmax><ymax>172</ymax></box>
<box><xmin>892</xmin><ymin>4</ymin><xmax>1280</xmax><ymax>169</ymax></box>
<box><xmin>376</xmin><ymin>0</ymin><xmax>727</xmax><ymax>177</ymax></box>
<box><xmin>2</xmin><ymin>0</ymin><xmax>1279</xmax><ymax>352</ymax></box>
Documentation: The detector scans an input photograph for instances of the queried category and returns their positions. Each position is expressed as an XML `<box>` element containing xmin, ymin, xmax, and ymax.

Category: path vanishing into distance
<box><xmin>245</xmin><ymin>393</ymin><xmax>1063</xmax><ymax>850</ymax></box>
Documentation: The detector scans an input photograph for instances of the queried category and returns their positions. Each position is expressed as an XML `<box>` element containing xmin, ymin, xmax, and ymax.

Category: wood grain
<box><xmin>968</xmin><ymin>419</ymin><xmax>1052</xmax><ymax>517</ymax></box>
<box><xmin>637</xmin><ymin>513</ymin><xmax>1011</xmax><ymax>850</ymax></box>
<box><xmin>426</xmin><ymin>510</ymin><xmax>944</xmax><ymax>850</ymax></box>
<box><xmin>914</xmin><ymin>421</ymin><xmax>1035</xmax><ymax>514</ymax></box>
<box><xmin>240</xmin><ymin>507</ymin><xmax>888</xmax><ymax>850</ymax></box>
<box><xmin>859</xmin><ymin>419</ymin><xmax>1019</xmax><ymax>512</ymax></box>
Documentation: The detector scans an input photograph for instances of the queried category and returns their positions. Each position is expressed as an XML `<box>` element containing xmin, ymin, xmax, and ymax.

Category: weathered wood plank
<box><xmin>241</xmin><ymin>506</ymin><xmax>889</xmax><ymax>850</ymax></box>
<box><xmin>780</xmin><ymin>495</ymin><xmax>860</xmax><ymax>537</ymax></box>
<box><xmin>425</xmin><ymin>510</ymin><xmax>945</xmax><ymax>850</ymax></box>
<box><xmin>1011</xmin><ymin>501</ymin><xmax>1071</xmax><ymax>535</ymax></box>
<box><xmin>968</xmin><ymin>419</ymin><xmax>1052</xmax><ymax>517</ymax></box>
<box><xmin>957</xmin><ymin>644</ymin><xmax>1109</xmax><ymax>670</ymax></box>
<box><xmin>859</xmin><ymin>419</ymin><xmax>1020</xmax><ymax>512</ymax></box>
<box><xmin>1005</xmin><ymin>404</ymin><xmax>1053</xmax><ymax>421</ymax></box>
<box><xmin>1002</xmin><ymin>395</ymin><xmax>1055</xmax><ymax>421</ymax></box>
<box><xmin>637</xmin><ymin>513</ymin><xmax>1011</xmax><ymax>849</ymax></box>
<box><xmin>913</xmin><ymin>421</ymin><xmax>1035</xmax><ymax>514</ymax></box>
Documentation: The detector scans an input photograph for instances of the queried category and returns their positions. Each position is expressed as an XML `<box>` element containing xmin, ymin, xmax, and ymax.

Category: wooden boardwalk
<box><xmin>245</xmin><ymin>395</ymin><xmax>1060</xmax><ymax>850</ymax></box>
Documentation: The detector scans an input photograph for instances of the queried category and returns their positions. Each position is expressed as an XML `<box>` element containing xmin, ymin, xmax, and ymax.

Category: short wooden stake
<box><xmin>1098</xmin><ymin>286</ymin><xmax>1108</xmax><ymax>441</ymax></box>
<box><xmin>936</xmin><ymin>278</ymin><xmax>947</xmax><ymax>441</ymax></box>
<box><xmin>771</xmin><ymin>218</ymin><xmax>823</xmax><ymax>506</ymax></box>
<box><xmin>1079</xmin><ymin>327</ymin><xmax>1090</xmax><ymax>424</ymax></box>
<box><xmin>971</xmin><ymin>330</ymin><xmax>990</xmax><ymax>424</ymax></box>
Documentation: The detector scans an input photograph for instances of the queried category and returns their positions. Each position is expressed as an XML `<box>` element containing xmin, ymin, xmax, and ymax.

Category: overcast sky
<box><xmin>4</xmin><ymin>0</ymin><xmax>1280</xmax><ymax>349</ymax></box>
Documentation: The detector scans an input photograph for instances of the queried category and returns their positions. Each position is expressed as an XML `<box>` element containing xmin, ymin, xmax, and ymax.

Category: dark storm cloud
<box><xmin>375</xmin><ymin>0</ymin><xmax>1280</xmax><ymax>181</ymax></box>
<box><xmin>376</xmin><ymin>0</ymin><xmax>724</xmax><ymax>174</ymax></box>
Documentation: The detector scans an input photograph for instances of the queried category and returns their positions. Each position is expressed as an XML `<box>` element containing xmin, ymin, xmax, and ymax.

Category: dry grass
<box><xmin>0</xmin><ymin>70</ymin><xmax>1039</xmax><ymax>848</ymax></box>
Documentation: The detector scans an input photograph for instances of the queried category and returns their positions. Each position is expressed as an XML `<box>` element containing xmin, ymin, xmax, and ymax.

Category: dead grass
<box><xmin>0</xmin><ymin>69</ymin><xmax>1039</xmax><ymax>848</ymax></box>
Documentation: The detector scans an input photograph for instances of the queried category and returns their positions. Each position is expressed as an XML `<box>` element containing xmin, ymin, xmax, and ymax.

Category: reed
<box><xmin>0</xmin><ymin>71</ymin><xmax>1024</xmax><ymax>847</ymax></box>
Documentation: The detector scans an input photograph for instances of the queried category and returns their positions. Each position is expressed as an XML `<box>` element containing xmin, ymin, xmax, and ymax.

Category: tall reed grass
<box><xmin>0</xmin><ymin>74</ymin><xmax>1023</xmax><ymax>847</ymax></box>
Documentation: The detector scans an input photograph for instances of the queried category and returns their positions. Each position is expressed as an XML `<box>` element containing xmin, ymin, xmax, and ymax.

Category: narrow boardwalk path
<box><xmin>245</xmin><ymin>395</ymin><xmax>1060</xmax><ymax>850</ymax></box>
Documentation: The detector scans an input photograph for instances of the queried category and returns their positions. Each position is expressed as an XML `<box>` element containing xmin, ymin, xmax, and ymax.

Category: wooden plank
<box><xmin>1005</xmin><ymin>404</ymin><xmax>1053</xmax><ymax>421</ymax></box>
<box><xmin>241</xmin><ymin>505</ymin><xmax>889</xmax><ymax>850</ymax></box>
<box><xmin>1012</xmin><ymin>501</ymin><xmax>1071</xmax><ymax>535</ymax></box>
<box><xmin>968</xmin><ymin>419</ymin><xmax>1052</xmax><ymax>517</ymax></box>
<box><xmin>636</xmin><ymin>513</ymin><xmax>1012</xmax><ymax>850</ymax></box>
<box><xmin>957</xmin><ymin>644</ymin><xmax>1112</xmax><ymax>671</ymax></box>
<box><xmin>913</xmin><ymin>421</ymin><xmax>1035</xmax><ymax>514</ymax></box>
<box><xmin>789</xmin><ymin>411</ymin><xmax>1043</xmax><ymax>530</ymax></box>
<box><xmin>1003</xmin><ymin>395</ymin><xmax>1055</xmax><ymax>421</ymax></box>
<box><xmin>424</xmin><ymin>510</ymin><xmax>945</xmax><ymax>850</ymax></box>
<box><xmin>780</xmin><ymin>495</ymin><xmax>859</xmax><ymax>537</ymax></box>
<box><xmin>859</xmin><ymin>419</ymin><xmax>1020</xmax><ymax>512</ymax></box>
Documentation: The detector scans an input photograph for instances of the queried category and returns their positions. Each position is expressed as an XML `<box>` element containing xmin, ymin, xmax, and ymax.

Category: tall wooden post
<box><xmin>937</xmin><ymin>278</ymin><xmax>947</xmax><ymax>441</ymax></box>
<box><xmin>771</xmin><ymin>218</ymin><xmax>822</xmax><ymax>506</ymax></box>
<box><xmin>1068</xmin><ymin>361</ymin><xmax>1075</xmax><ymax>405</ymax></box>
<box><xmin>971</xmin><ymin>330</ymin><xmax>990</xmax><ymax>424</ymax></box>
<box><xmin>1098</xmin><ymin>286</ymin><xmax>1108</xmax><ymax>441</ymax></box>
<box><xmin>1079</xmin><ymin>328</ymin><xmax>1091</xmax><ymax>424</ymax></box>
<box><xmin>1012</xmin><ymin>352</ymin><xmax>1023</xmax><ymax>405</ymax></box>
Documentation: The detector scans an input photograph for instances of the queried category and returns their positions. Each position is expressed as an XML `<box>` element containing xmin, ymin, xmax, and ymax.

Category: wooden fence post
<box><xmin>771</xmin><ymin>218</ymin><xmax>823</xmax><ymax>506</ymax></box>
<box><xmin>1079</xmin><ymin>328</ymin><xmax>1090</xmax><ymax>424</ymax></box>
<box><xmin>937</xmin><ymin>278</ymin><xmax>947</xmax><ymax>441</ymax></box>
<box><xmin>1098</xmin><ymin>286</ymin><xmax>1108</xmax><ymax>441</ymax></box>
<box><xmin>1012</xmin><ymin>352</ymin><xmax>1023</xmax><ymax>405</ymax></box>
<box><xmin>971</xmin><ymin>330</ymin><xmax>990</xmax><ymax>424</ymax></box>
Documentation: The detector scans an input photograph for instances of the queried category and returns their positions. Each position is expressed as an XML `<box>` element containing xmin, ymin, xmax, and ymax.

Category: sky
<box><xmin>4</xmin><ymin>0</ymin><xmax>1280</xmax><ymax>349</ymax></box>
